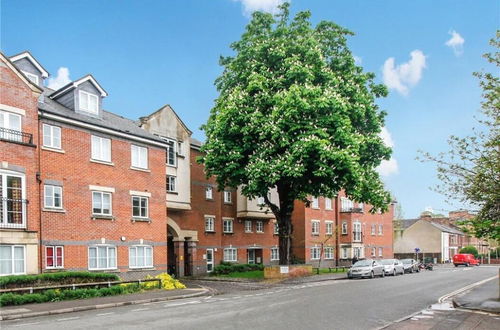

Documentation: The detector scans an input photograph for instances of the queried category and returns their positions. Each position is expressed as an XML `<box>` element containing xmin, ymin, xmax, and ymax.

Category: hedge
<box><xmin>459</xmin><ymin>246</ymin><xmax>479</xmax><ymax>258</ymax></box>
<box><xmin>0</xmin><ymin>272</ymin><xmax>120</xmax><ymax>289</ymax></box>
<box><xmin>211</xmin><ymin>262</ymin><xmax>264</xmax><ymax>275</ymax></box>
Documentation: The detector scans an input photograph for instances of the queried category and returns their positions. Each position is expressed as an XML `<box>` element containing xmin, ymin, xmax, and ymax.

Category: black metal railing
<box><xmin>0</xmin><ymin>127</ymin><xmax>33</xmax><ymax>145</ymax></box>
<box><xmin>0</xmin><ymin>198</ymin><xmax>28</xmax><ymax>229</ymax></box>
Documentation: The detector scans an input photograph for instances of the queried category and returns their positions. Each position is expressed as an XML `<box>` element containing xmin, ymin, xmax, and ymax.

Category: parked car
<box><xmin>453</xmin><ymin>254</ymin><xmax>480</xmax><ymax>267</ymax></box>
<box><xmin>380</xmin><ymin>259</ymin><xmax>405</xmax><ymax>276</ymax></box>
<box><xmin>348</xmin><ymin>259</ymin><xmax>385</xmax><ymax>279</ymax></box>
<box><xmin>401</xmin><ymin>259</ymin><xmax>420</xmax><ymax>273</ymax></box>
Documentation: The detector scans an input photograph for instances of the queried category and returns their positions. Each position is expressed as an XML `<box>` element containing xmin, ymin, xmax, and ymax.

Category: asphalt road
<box><xmin>2</xmin><ymin>266</ymin><xmax>498</xmax><ymax>330</ymax></box>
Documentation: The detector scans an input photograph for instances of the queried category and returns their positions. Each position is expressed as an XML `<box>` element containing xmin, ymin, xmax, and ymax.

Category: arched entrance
<box><xmin>167</xmin><ymin>217</ymin><xmax>198</xmax><ymax>278</ymax></box>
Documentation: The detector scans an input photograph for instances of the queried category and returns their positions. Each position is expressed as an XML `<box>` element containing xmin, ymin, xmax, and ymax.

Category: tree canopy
<box><xmin>201</xmin><ymin>3</ymin><xmax>392</xmax><ymax>263</ymax></box>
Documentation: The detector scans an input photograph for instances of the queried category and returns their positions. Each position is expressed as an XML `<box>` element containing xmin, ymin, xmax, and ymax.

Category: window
<box><xmin>341</xmin><ymin>247</ymin><xmax>348</xmax><ymax>259</ymax></box>
<box><xmin>205</xmin><ymin>186</ymin><xmax>213</xmax><ymax>200</ymax></box>
<box><xmin>0</xmin><ymin>172</ymin><xmax>26</xmax><ymax>228</ymax></box>
<box><xmin>311</xmin><ymin>220</ymin><xmax>320</xmax><ymax>235</ymax></box>
<box><xmin>166</xmin><ymin>140</ymin><xmax>176</xmax><ymax>166</ymax></box>
<box><xmin>42</xmin><ymin>124</ymin><xmax>61</xmax><ymax>149</ymax></box>
<box><xmin>274</xmin><ymin>222</ymin><xmax>279</xmax><ymax>235</ymax></box>
<box><xmin>358</xmin><ymin>203</ymin><xmax>364</xmax><ymax>212</ymax></box>
<box><xmin>166</xmin><ymin>176</ymin><xmax>176</xmax><ymax>192</ymax></box>
<box><xmin>129</xmin><ymin>246</ymin><xmax>153</xmax><ymax>268</ymax></box>
<box><xmin>223</xmin><ymin>248</ymin><xmax>237</xmax><ymax>262</ymax></box>
<box><xmin>353</xmin><ymin>221</ymin><xmax>362</xmax><ymax>242</ymax></box>
<box><xmin>46</xmin><ymin>246</ymin><xmax>63</xmax><ymax>269</ymax></box>
<box><xmin>132</xmin><ymin>196</ymin><xmax>148</xmax><ymax>218</ymax></box>
<box><xmin>0</xmin><ymin>111</ymin><xmax>22</xmax><ymax>142</ymax></box>
<box><xmin>378</xmin><ymin>247</ymin><xmax>383</xmax><ymax>257</ymax></box>
<box><xmin>378</xmin><ymin>224</ymin><xmax>383</xmax><ymax>235</ymax></box>
<box><xmin>256</xmin><ymin>221</ymin><xmax>264</xmax><ymax>233</ymax></box>
<box><xmin>353</xmin><ymin>247</ymin><xmax>362</xmax><ymax>258</ymax></box>
<box><xmin>371</xmin><ymin>247</ymin><xmax>376</xmax><ymax>257</ymax></box>
<box><xmin>371</xmin><ymin>224</ymin><xmax>376</xmax><ymax>236</ymax></box>
<box><xmin>22</xmin><ymin>71</ymin><xmax>38</xmax><ymax>84</ymax></box>
<box><xmin>244</xmin><ymin>220</ymin><xmax>252</xmax><ymax>233</ymax></box>
<box><xmin>311</xmin><ymin>197</ymin><xmax>319</xmax><ymax>209</ymax></box>
<box><xmin>0</xmin><ymin>245</ymin><xmax>25</xmax><ymax>275</ymax></box>
<box><xmin>177</xmin><ymin>141</ymin><xmax>184</xmax><ymax>157</ymax></box>
<box><xmin>92</xmin><ymin>191</ymin><xmax>112</xmax><ymax>215</ymax></box>
<box><xmin>205</xmin><ymin>216</ymin><xmax>215</xmax><ymax>232</ymax></box>
<box><xmin>311</xmin><ymin>246</ymin><xmax>320</xmax><ymax>260</ymax></box>
<box><xmin>341</xmin><ymin>222</ymin><xmax>348</xmax><ymax>235</ymax></box>
<box><xmin>131</xmin><ymin>145</ymin><xmax>148</xmax><ymax>169</ymax></box>
<box><xmin>91</xmin><ymin>136</ymin><xmax>111</xmax><ymax>162</ymax></box>
<box><xmin>257</xmin><ymin>196</ymin><xmax>265</xmax><ymax>206</ymax></box>
<box><xmin>324</xmin><ymin>247</ymin><xmax>334</xmax><ymax>259</ymax></box>
<box><xmin>325</xmin><ymin>221</ymin><xmax>333</xmax><ymax>235</ymax></box>
<box><xmin>271</xmin><ymin>247</ymin><xmax>279</xmax><ymax>261</ymax></box>
<box><xmin>79</xmin><ymin>90</ymin><xmax>99</xmax><ymax>114</ymax></box>
<box><xmin>325</xmin><ymin>198</ymin><xmax>332</xmax><ymax>210</ymax></box>
<box><xmin>89</xmin><ymin>246</ymin><xmax>116</xmax><ymax>270</ymax></box>
<box><xmin>223</xmin><ymin>190</ymin><xmax>232</xmax><ymax>203</ymax></box>
<box><xmin>223</xmin><ymin>218</ymin><xmax>233</xmax><ymax>233</ymax></box>
<box><xmin>341</xmin><ymin>197</ymin><xmax>354</xmax><ymax>212</ymax></box>
<box><xmin>44</xmin><ymin>185</ymin><xmax>62</xmax><ymax>209</ymax></box>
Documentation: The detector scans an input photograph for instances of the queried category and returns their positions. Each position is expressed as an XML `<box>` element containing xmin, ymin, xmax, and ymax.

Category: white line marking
<box><xmin>56</xmin><ymin>316</ymin><xmax>80</xmax><ymax>322</ymax></box>
<box><xmin>97</xmin><ymin>312</ymin><xmax>115</xmax><ymax>316</ymax></box>
<box><xmin>438</xmin><ymin>275</ymin><xmax>498</xmax><ymax>303</ymax></box>
<box><xmin>165</xmin><ymin>300</ymin><xmax>201</xmax><ymax>307</ymax></box>
<box><xmin>14</xmin><ymin>322</ymin><xmax>41</xmax><ymax>327</ymax></box>
<box><xmin>131</xmin><ymin>308</ymin><xmax>150</xmax><ymax>312</ymax></box>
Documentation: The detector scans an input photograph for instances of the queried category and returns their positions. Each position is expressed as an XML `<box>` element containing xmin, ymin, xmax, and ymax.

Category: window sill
<box><xmin>132</xmin><ymin>217</ymin><xmax>151</xmax><ymax>223</ymax></box>
<box><xmin>256</xmin><ymin>231</ymin><xmax>264</xmax><ymax>234</ymax></box>
<box><xmin>130</xmin><ymin>166</ymin><xmax>150</xmax><ymax>172</ymax></box>
<box><xmin>91</xmin><ymin>215</ymin><xmax>115</xmax><ymax>221</ymax></box>
<box><xmin>311</xmin><ymin>207</ymin><xmax>320</xmax><ymax>210</ymax></box>
<box><xmin>223</xmin><ymin>202</ymin><xmax>233</xmax><ymax>205</ymax></box>
<box><xmin>88</xmin><ymin>269</ymin><xmax>119</xmax><ymax>273</ymax></box>
<box><xmin>42</xmin><ymin>208</ymin><xmax>66</xmax><ymax>213</ymax></box>
<box><xmin>205</xmin><ymin>198</ymin><xmax>214</xmax><ymax>201</ymax></box>
<box><xmin>42</xmin><ymin>146</ymin><xmax>65</xmax><ymax>154</ymax></box>
<box><xmin>129</xmin><ymin>267</ymin><xmax>155</xmax><ymax>271</ymax></box>
<box><xmin>90</xmin><ymin>159</ymin><xmax>114</xmax><ymax>166</ymax></box>
<box><xmin>244</xmin><ymin>231</ymin><xmax>253</xmax><ymax>234</ymax></box>
<box><xmin>45</xmin><ymin>267</ymin><xmax>65</xmax><ymax>271</ymax></box>
<box><xmin>167</xmin><ymin>191</ymin><xmax>178</xmax><ymax>195</ymax></box>
<box><xmin>205</xmin><ymin>230</ymin><xmax>216</xmax><ymax>234</ymax></box>
<box><xmin>312</xmin><ymin>234</ymin><xmax>320</xmax><ymax>236</ymax></box>
<box><xmin>223</xmin><ymin>232</ymin><xmax>234</xmax><ymax>235</ymax></box>
<box><xmin>166</xmin><ymin>164</ymin><xmax>177</xmax><ymax>168</ymax></box>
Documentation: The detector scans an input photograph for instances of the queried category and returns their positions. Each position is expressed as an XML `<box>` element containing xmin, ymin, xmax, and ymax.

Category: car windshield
<box><xmin>401</xmin><ymin>259</ymin><xmax>412</xmax><ymax>264</ymax></box>
<box><xmin>381</xmin><ymin>259</ymin><xmax>395</xmax><ymax>265</ymax></box>
<box><xmin>353</xmin><ymin>260</ymin><xmax>372</xmax><ymax>267</ymax></box>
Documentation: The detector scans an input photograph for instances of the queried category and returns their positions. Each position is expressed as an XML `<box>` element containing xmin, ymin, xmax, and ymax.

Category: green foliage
<box><xmin>201</xmin><ymin>3</ymin><xmax>391</xmax><ymax>263</ymax></box>
<box><xmin>211</xmin><ymin>263</ymin><xmax>264</xmax><ymax>276</ymax></box>
<box><xmin>459</xmin><ymin>246</ymin><xmax>479</xmax><ymax>258</ymax></box>
<box><xmin>0</xmin><ymin>271</ymin><xmax>119</xmax><ymax>289</ymax></box>
<box><xmin>419</xmin><ymin>32</ymin><xmax>499</xmax><ymax>241</ymax></box>
<box><xmin>218</xmin><ymin>270</ymin><xmax>264</xmax><ymax>279</ymax></box>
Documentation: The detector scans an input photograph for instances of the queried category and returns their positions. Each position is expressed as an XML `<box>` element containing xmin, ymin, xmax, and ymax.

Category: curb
<box><xmin>0</xmin><ymin>288</ymin><xmax>210</xmax><ymax>321</ymax></box>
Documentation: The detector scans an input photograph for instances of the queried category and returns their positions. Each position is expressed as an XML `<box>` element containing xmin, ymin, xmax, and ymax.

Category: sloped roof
<box><xmin>140</xmin><ymin>104</ymin><xmax>192</xmax><ymax>135</ymax></box>
<box><xmin>429</xmin><ymin>222</ymin><xmax>465</xmax><ymax>235</ymax></box>
<box><xmin>9</xmin><ymin>50</ymin><xmax>49</xmax><ymax>78</ymax></box>
<box><xmin>399</xmin><ymin>219</ymin><xmax>419</xmax><ymax>230</ymax></box>
<box><xmin>50</xmin><ymin>74</ymin><xmax>108</xmax><ymax>99</ymax></box>
<box><xmin>0</xmin><ymin>52</ymin><xmax>43</xmax><ymax>94</ymax></box>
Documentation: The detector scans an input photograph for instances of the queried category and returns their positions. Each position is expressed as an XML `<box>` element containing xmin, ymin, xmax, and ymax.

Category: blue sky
<box><xmin>2</xmin><ymin>0</ymin><xmax>498</xmax><ymax>218</ymax></box>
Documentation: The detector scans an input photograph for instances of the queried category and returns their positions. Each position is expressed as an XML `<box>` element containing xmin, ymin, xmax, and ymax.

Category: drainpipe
<box><xmin>37</xmin><ymin>112</ymin><xmax>43</xmax><ymax>274</ymax></box>
<box><xmin>335</xmin><ymin>195</ymin><xmax>339</xmax><ymax>267</ymax></box>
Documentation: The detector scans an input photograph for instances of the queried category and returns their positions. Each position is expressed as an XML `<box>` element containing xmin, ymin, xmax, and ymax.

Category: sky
<box><xmin>1</xmin><ymin>0</ymin><xmax>498</xmax><ymax>218</ymax></box>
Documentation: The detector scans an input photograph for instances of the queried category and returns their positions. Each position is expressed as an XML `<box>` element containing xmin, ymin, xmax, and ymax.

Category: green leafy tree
<box><xmin>201</xmin><ymin>4</ymin><xmax>391</xmax><ymax>264</ymax></box>
<box><xmin>419</xmin><ymin>32</ymin><xmax>499</xmax><ymax>241</ymax></box>
<box><xmin>459</xmin><ymin>246</ymin><xmax>479</xmax><ymax>258</ymax></box>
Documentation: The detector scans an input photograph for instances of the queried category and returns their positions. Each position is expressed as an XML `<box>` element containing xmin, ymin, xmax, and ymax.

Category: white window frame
<box><xmin>271</xmin><ymin>247</ymin><xmax>279</xmax><ymax>261</ymax></box>
<box><xmin>205</xmin><ymin>186</ymin><xmax>213</xmax><ymax>200</ymax></box>
<box><xmin>371</xmin><ymin>224</ymin><xmax>376</xmax><ymax>236</ymax></box>
<box><xmin>257</xmin><ymin>196</ymin><xmax>265</xmax><ymax>206</ymax></box>
<box><xmin>353</xmin><ymin>221</ymin><xmax>362</xmax><ymax>242</ymax></box>
<box><xmin>325</xmin><ymin>221</ymin><xmax>333</xmax><ymax>235</ymax></box>
<box><xmin>205</xmin><ymin>216</ymin><xmax>215</xmax><ymax>232</ymax></box>
<box><xmin>91</xmin><ymin>135</ymin><xmax>111</xmax><ymax>162</ymax></box>
<box><xmin>166</xmin><ymin>139</ymin><xmax>177</xmax><ymax>167</ymax></box>
<box><xmin>223</xmin><ymin>248</ymin><xmax>237</xmax><ymax>262</ymax></box>
<box><xmin>353</xmin><ymin>247</ymin><xmax>362</xmax><ymax>258</ymax></box>
<box><xmin>0</xmin><ymin>245</ymin><xmax>26</xmax><ymax>275</ymax></box>
<box><xmin>324</xmin><ymin>247</ymin><xmax>334</xmax><ymax>260</ymax></box>
<box><xmin>311</xmin><ymin>246</ymin><xmax>321</xmax><ymax>260</ymax></box>
<box><xmin>341</xmin><ymin>197</ymin><xmax>354</xmax><ymax>212</ymax></box>
<box><xmin>22</xmin><ymin>71</ymin><xmax>39</xmax><ymax>85</ymax></box>
<box><xmin>0</xmin><ymin>171</ymin><xmax>26</xmax><ymax>228</ymax></box>
<box><xmin>311</xmin><ymin>220</ymin><xmax>320</xmax><ymax>235</ymax></box>
<box><xmin>223</xmin><ymin>218</ymin><xmax>234</xmax><ymax>233</ymax></box>
<box><xmin>341</xmin><ymin>222</ymin><xmax>348</xmax><ymax>235</ymax></box>
<box><xmin>358</xmin><ymin>203</ymin><xmax>364</xmax><ymax>212</ymax></box>
<box><xmin>223</xmin><ymin>190</ymin><xmax>232</xmax><ymax>204</ymax></box>
<box><xmin>0</xmin><ymin>111</ymin><xmax>22</xmax><ymax>142</ymax></box>
<box><xmin>92</xmin><ymin>191</ymin><xmax>112</xmax><ymax>216</ymax></box>
<box><xmin>131</xmin><ymin>145</ymin><xmax>148</xmax><ymax>169</ymax></box>
<box><xmin>256</xmin><ymin>221</ymin><xmax>264</xmax><ymax>233</ymax></box>
<box><xmin>341</xmin><ymin>247</ymin><xmax>348</xmax><ymax>259</ymax></box>
<box><xmin>45</xmin><ymin>246</ymin><xmax>64</xmax><ymax>269</ymax></box>
<box><xmin>379</xmin><ymin>247</ymin><xmax>383</xmax><ymax>257</ymax></box>
<box><xmin>311</xmin><ymin>197</ymin><xmax>319</xmax><ymax>209</ymax></box>
<box><xmin>88</xmin><ymin>245</ymin><xmax>117</xmax><ymax>270</ymax></box>
<box><xmin>42</xmin><ymin>124</ymin><xmax>61</xmax><ymax>149</ymax></box>
<box><xmin>44</xmin><ymin>185</ymin><xmax>63</xmax><ymax>209</ymax></box>
<box><xmin>129</xmin><ymin>245</ymin><xmax>153</xmax><ymax>269</ymax></box>
<box><xmin>378</xmin><ymin>224</ymin><xmax>383</xmax><ymax>236</ymax></box>
<box><xmin>79</xmin><ymin>90</ymin><xmax>99</xmax><ymax>114</ymax></box>
<box><xmin>325</xmin><ymin>198</ymin><xmax>332</xmax><ymax>210</ymax></box>
<box><xmin>274</xmin><ymin>222</ymin><xmax>279</xmax><ymax>235</ymax></box>
<box><xmin>371</xmin><ymin>247</ymin><xmax>376</xmax><ymax>257</ymax></box>
<box><xmin>132</xmin><ymin>196</ymin><xmax>148</xmax><ymax>218</ymax></box>
<box><xmin>166</xmin><ymin>175</ymin><xmax>177</xmax><ymax>193</ymax></box>
<box><xmin>244</xmin><ymin>220</ymin><xmax>252</xmax><ymax>233</ymax></box>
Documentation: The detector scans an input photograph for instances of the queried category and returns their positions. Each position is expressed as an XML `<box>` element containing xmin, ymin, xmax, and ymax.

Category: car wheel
<box><xmin>416</xmin><ymin>267</ymin><xmax>420</xmax><ymax>273</ymax></box>
<box><xmin>410</xmin><ymin>268</ymin><xmax>413</xmax><ymax>273</ymax></box>
<box><xmin>381</xmin><ymin>271</ymin><xmax>385</xmax><ymax>278</ymax></box>
<box><xmin>393</xmin><ymin>269</ymin><xmax>396</xmax><ymax>276</ymax></box>
<box><xmin>370</xmin><ymin>271</ymin><xmax>374</xmax><ymax>279</ymax></box>
<box><xmin>454</xmin><ymin>264</ymin><xmax>458</xmax><ymax>267</ymax></box>
<box><xmin>466</xmin><ymin>263</ymin><xmax>470</xmax><ymax>267</ymax></box>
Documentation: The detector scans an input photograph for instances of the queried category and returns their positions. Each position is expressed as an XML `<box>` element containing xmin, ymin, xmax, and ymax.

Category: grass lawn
<box><xmin>217</xmin><ymin>270</ymin><xmax>264</xmax><ymax>279</ymax></box>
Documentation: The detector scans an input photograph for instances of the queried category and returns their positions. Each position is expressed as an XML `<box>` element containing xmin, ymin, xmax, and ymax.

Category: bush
<box><xmin>145</xmin><ymin>273</ymin><xmax>186</xmax><ymax>290</ymax></box>
<box><xmin>0</xmin><ymin>272</ymin><xmax>120</xmax><ymax>289</ymax></box>
<box><xmin>211</xmin><ymin>263</ymin><xmax>264</xmax><ymax>276</ymax></box>
<box><xmin>459</xmin><ymin>246</ymin><xmax>479</xmax><ymax>258</ymax></box>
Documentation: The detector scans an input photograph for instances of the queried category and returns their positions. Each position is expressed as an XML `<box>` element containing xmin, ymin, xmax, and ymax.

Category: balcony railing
<box><xmin>0</xmin><ymin>198</ymin><xmax>28</xmax><ymax>229</ymax></box>
<box><xmin>0</xmin><ymin>127</ymin><xmax>34</xmax><ymax>145</ymax></box>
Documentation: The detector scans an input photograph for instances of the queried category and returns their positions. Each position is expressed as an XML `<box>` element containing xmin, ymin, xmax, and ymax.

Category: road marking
<box><xmin>56</xmin><ymin>316</ymin><xmax>80</xmax><ymax>322</ymax></box>
<box><xmin>131</xmin><ymin>308</ymin><xmax>150</xmax><ymax>312</ymax></box>
<box><xmin>165</xmin><ymin>300</ymin><xmax>201</xmax><ymax>307</ymax></box>
<box><xmin>97</xmin><ymin>312</ymin><xmax>115</xmax><ymax>316</ymax></box>
<box><xmin>14</xmin><ymin>322</ymin><xmax>41</xmax><ymax>327</ymax></box>
<box><xmin>438</xmin><ymin>275</ymin><xmax>498</xmax><ymax>303</ymax></box>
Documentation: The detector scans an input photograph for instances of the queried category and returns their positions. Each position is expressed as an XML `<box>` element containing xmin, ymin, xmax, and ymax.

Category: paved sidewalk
<box><xmin>0</xmin><ymin>287</ymin><xmax>210</xmax><ymax>321</ymax></box>
<box><xmin>453</xmin><ymin>277</ymin><xmax>500</xmax><ymax>313</ymax></box>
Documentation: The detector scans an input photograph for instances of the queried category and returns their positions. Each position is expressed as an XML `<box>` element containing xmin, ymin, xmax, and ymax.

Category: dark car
<box><xmin>401</xmin><ymin>258</ymin><xmax>420</xmax><ymax>273</ymax></box>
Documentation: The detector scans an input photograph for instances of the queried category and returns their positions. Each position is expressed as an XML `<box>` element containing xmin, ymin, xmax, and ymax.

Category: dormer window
<box><xmin>21</xmin><ymin>71</ymin><xmax>39</xmax><ymax>85</ymax></box>
<box><xmin>79</xmin><ymin>91</ymin><xmax>99</xmax><ymax>114</ymax></box>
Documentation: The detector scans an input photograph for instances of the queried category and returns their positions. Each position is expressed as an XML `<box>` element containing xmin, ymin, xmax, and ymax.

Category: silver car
<box><xmin>381</xmin><ymin>259</ymin><xmax>405</xmax><ymax>276</ymax></box>
<box><xmin>348</xmin><ymin>259</ymin><xmax>385</xmax><ymax>279</ymax></box>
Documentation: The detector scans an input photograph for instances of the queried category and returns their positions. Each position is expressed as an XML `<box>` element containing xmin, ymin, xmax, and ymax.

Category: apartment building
<box><xmin>1</xmin><ymin>51</ymin><xmax>169</xmax><ymax>277</ymax></box>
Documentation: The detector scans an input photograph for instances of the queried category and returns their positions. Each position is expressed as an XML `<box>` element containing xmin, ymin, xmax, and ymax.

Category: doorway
<box><xmin>206</xmin><ymin>249</ymin><xmax>214</xmax><ymax>273</ymax></box>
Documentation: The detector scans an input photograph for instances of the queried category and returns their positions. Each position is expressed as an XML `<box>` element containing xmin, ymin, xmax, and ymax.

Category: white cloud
<box><xmin>382</xmin><ymin>50</ymin><xmax>427</xmax><ymax>95</ymax></box>
<box><xmin>379</xmin><ymin>127</ymin><xmax>394</xmax><ymax>148</ymax></box>
<box><xmin>353</xmin><ymin>55</ymin><xmax>362</xmax><ymax>65</ymax></box>
<box><xmin>233</xmin><ymin>0</ymin><xmax>287</xmax><ymax>16</ymax></box>
<box><xmin>47</xmin><ymin>67</ymin><xmax>71</xmax><ymax>90</ymax></box>
<box><xmin>377</xmin><ymin>127</ymin><xmax>398</xmax><ymax>177</ymax></box>
<box><xmin>445</xmin><ymin>30</ymin><xmax>464</xmax><ymax>56</ymax></box>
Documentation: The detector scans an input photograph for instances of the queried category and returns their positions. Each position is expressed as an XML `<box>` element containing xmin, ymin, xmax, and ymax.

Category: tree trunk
<box><xmin>277</xmin><ymin>213</ymin><xmax>293</xmax><ymax>265</ymax></box>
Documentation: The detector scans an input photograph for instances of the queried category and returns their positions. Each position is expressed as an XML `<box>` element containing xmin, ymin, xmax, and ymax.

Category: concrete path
<box><xmin>453</xmin><ymin>276</ymin><xmax>500</xmax><ymax>313</ymax></box>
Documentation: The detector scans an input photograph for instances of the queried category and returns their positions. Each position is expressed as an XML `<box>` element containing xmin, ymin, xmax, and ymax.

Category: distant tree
<box><xmin>201</xmin><ymin>3</ymin><xmax>392</xmax><ymax>264</ymax></box>
<box><xmin>459</xmin><ymin>246</ymin><xmax>479</xmax><ymax>258</ymax></box>
<box><xmin>419</xmin><ymin>32</ymin><xmax>500</xmax><ymax>241</ymax></box>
